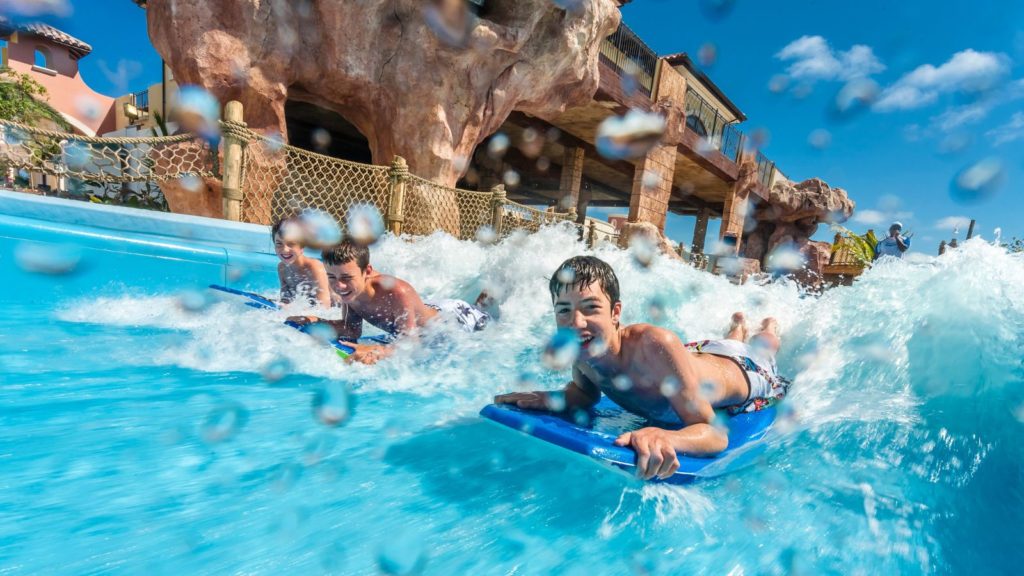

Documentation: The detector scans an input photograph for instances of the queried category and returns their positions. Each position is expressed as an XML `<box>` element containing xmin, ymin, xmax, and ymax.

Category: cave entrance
<box><xmin>285</xmin><ymin>100</ymin><xmax>372</xmax><ymax>164</ymax></box>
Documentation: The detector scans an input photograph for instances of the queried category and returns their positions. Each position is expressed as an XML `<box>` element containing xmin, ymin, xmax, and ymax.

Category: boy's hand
<box><xmin>494</xmin><ymin>392</ymin><xmax>550</xmax><ymax>411</ymax></box>
<box><xmin>347</xmin><ymin>344</ymin><xmax>391</xmax><ymax>365</ymax></box>
<box><xmin>286</xmin><ymin>315</ymin><xmax>316</xmax><ymax>326</ymax></box>
<box><xmin>615</xmin><ymin>427</ymin><xmax>680</xmax><ymax>480</ymax></box>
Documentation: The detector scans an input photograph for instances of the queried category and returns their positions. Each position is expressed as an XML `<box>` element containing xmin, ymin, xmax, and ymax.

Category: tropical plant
<box><xmin>1002</xmin><ymin>237</ymin><xmax>1023</xmax><ymax>254</ymax></box>
<box><xmin>0</xmin><ymin>68</ymin><xmax>71</xmax><ymax>130</ymax></box>
<box><xmin>831</xmin><ymin>225</ymin><xmax>879</xmax><ymax>266</ymax></box>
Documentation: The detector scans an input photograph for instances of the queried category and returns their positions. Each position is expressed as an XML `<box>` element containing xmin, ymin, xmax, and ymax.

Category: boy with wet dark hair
<box><xmin>495</xmin><ymin>255</ymin><xmax>789</xmax><ymax>479</ymax></box>
<box><xmin>290</xmin><ymin>238</ymin><xmax>489</xmax><ymax>364</ymax></box>
<box><xmin>272</xmin><ymin>217</ymin><xmax>332</xmax><ymax>309</ymax></box>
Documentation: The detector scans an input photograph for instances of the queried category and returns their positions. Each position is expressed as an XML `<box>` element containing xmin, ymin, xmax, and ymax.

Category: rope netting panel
<box><xmin>0</xmin><ymin>119</ymin><xmax>215</xmax><ymax>184</ymax></box>
<box><xmin>501</xmin><ymin>201</ymin><xmax>574</xmax><ymax>236</ymax></box>
<box><xmin>235</xmin><ymin>128</ymin><xmax>392</xmax><ymax>226</ymax></box>
<box><xmin>403</xmin><ymin>173</ymin><xmax>493</xmax><ymax>239</ymax></box>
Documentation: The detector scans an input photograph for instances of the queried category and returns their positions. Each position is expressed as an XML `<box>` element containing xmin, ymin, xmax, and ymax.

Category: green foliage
<box><xmin>831</xmin><ymin>225</ymin><xmax>878</xmax><ymax>266</ymax></box>
<box><xmin>150</xmin><ymin>110</ymin><xmax>169</xmax><ymax>137</ymax></box>
<box><xmin>1002</xmin><ymin>237</ymin><xmax>1023</xmax><ymax>254</ymax></box>
<box><xmin>0</xmin><ymin>68</ymin><xmax>72</xmax><ymax>130</ymax></box>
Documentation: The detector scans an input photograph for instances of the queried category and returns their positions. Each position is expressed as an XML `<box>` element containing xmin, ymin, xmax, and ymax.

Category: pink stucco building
<box><xmin>1</xmin><ymin>20</ymin><xmax>117</xmax><ymax>135</ymax></box>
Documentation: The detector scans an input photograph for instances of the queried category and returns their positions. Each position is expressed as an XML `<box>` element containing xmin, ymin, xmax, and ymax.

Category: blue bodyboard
<box><xmin>480</xmin><ymin>397</ymin><xmax>776</xmax><ymax>484</ymax></box>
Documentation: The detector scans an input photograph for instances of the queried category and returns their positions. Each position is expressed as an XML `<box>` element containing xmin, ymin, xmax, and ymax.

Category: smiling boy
<box><xmin>272</xmin><ymin>218</ymin><xmax>332</xmax><ymax>309</ymax></box>
<box><xmin>494</xmin><ymin>256</ymin><xmax>789</xmax><ymax>480</ymax></box>
<box><xmin>291</xmin><ymin>239</ymin><xmax>489</xmax><ymax>364</ymax></box>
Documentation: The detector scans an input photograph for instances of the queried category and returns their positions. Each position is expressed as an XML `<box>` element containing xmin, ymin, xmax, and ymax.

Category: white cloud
<box><xmin>874</xmin><ymin>50</ymin><xmax>1010</xmax><ymax>111</ymax></box>
<box><xmin>986</xmin><ymin>111</ymin><xmax>1024</xmax><ymax>146</ymax></box>
<box><xmin>776</xmin><ymin>36</ymin><xmax>884</xmax><ymax>82</ymax></box>
<box><xmin>97</xmin><ymin>59</ymin><xmax>143</xmax><ymax>94</ymax></box>
<box><xmin>852</xmin><ymin>209</ymin><xmax>886</xmax><ymax>225</ymax></box>
<box><xmin>934</xmin><ymin>216</ymin><xmax>972</xmax><ymax>231</ymax></box>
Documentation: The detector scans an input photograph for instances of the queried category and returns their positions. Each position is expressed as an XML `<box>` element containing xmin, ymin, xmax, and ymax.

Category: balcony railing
<box><xmin>599</xmin><ymin>23</ymin><xmax>658</xmax><ymax>98</ymax></box>
<box><xmin>132</xmin><ymin>89</ymin><xmax>150</xmax><ymax>112</ymax></box>
<box><xmin>755</xmin><ymin>151</ymin><xmax>774</xmax><ymax>188</ymax></box>
<box><xmin>683</xmin><ymin>87</ymin><xmax>742</xmax><ymax>163</ymax></box>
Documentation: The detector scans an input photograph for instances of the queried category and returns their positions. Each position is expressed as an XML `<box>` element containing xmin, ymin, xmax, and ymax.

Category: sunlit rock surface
<box><xmin>145</xmin><ymin>0</ymin><xmax>620</xmax><ymax>185</ymax></box>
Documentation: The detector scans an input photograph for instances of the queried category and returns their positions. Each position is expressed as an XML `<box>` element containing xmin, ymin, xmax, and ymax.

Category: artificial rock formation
<box><xmin>741</xmin><ymin>177</ymin><xmax>855</xmax><ymax>279</ymax></box>
<box><xmin>145</xmin><ymin>0</ymin><xmax>620</xmax><ymax>186</ymax></box>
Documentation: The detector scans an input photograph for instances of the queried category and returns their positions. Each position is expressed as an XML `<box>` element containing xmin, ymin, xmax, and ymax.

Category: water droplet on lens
<box><xmin>503</xmin><ymin>169</ymin><xmax>520</xmax><ymax>188</ymax></box>
<box><xmin>312</xmin><ymin>381</ymin><xmax>353</xmax><ymax>427</ymax></box>
<box><xmin>300</xmin><ymin>208</ymin><xmax>343</xmax><ymax>248</ymax></box>
<box><xmin>697</xmin><ymin>42</ymin><xmax>717</xmax><ymax>67</ymax></box>
<box><xmin>556</xmin><ymin>266</ymin><xmax>576</xmax><ymax>284</ymax></box>
<box><xmin>74</xmin><ymin>97</ymin><xmax>100</xmax><ymax>122</ymax></box>
<box><xmin>766</xmin><ymin>244</ymin><xmax>806</xmax><ymax>273</ymax></box>
<box><xmin>629</xmin><ymin>235</ymin><xmax>657</xmax><ymax>267</ymax></box>
<box><xmin>303</xmin><ymin>432</ymin><xmax>338</xmax><ymax>465</ymax></box>
<box><xmin>950</xmin><ymin>158</ymin><xmax>1005</xmax><ymax>204</ymax></box>
<box><xmin>698</xmin><ymin>380</ymin><xmax>717</xmax><ymax>400</ymax></box>
<box><xmin>830</xmin><ymin>78</ymin><xmax>879</xmax><ymax>121</ymax></box>
<box><xmin>536</xmin><ymin>156</ymin><xmax>551</xmax><ymax>172</ymax></box>
<box><xmin>63</xmin><ymin>142</ymin><xmax>90</xmax><ymax>169</ymax></box>
<box><xmin>260</xmin><ymin>357</ymin><xmax>293</xmax><ymax>383</ymax></box>
<box><xmin>587</xmin><ymin>335</ymin><xmax>609</xmax><ymax>357</ymax></box>
<box><xmin>179</xmin><ymin>174</ymin><xmax>204</xmax><ymax>193</ymax></box>
<box><xmin>545</xmin><ymin>391</ymin><xmax>567</xmax><ymax>411</ymax></box>
<box><xmin>475</xmin><ymin>225</ymin><xmax>498</xmax><ymax>244</ymax></box>
<box><xmin>311</xmin><ymin>128</ymin><xmax>331</xmax><ymax>150</ymax></box>
<box><xmin>698</xmin><ymin>0</ymin><xmax>735</xmax><ymax>20</ymax></box>
<box><xmin>487</xmin><ymin>133</ymin><xmax>510</xmax><ymax>159</ymax></box>
<box><xmin>173</xmin><ymin>85</ymin><xmax>221</xmax><ymax>141</ymax></box>
<box><xmin>641</xmin><ymin>169</ymin><xmax>659</xmax><ymax>189</ymax></box>
<box><xmin>647</xmin><ymin>297</ymin><xmax>666</xmax><ymax>324</ymax></box>
<box><xmin>542</xmin><ymin>328</ymin><xmax>581</xmax><ymax>371</ymax></box>
<box><xmin>346</xmin><ymin>203</ymin><xmax>385</xmax><ymax>245</ymax></box>
<box><xmin>201</xmin><ymin>402</ymin><xmax>247</xmax><ymax>443</ymax></box>
<box><xmin>659</xmin><ymin>377</ymin><xmax>680</xmax><ymax>397</ymax></box>
<box><xmin>377</xmin><ymin>531</ymin><xmax>426</xmax><ymax>575</ymax></box>
<box><xmin>379</xmin><ymin>275</ymin><xmax>397</xmax><ymax>290</ymax></box>
<box><xmin>768</xmin><ymin>74</ymin><xmax>789</xmax><ymax>94</ymax></box>
<box><xmin>269</xmin><ymin>462</ymin><xmax>303</xmax><ymax>492</ymax></box>
<box><xmin>177</xmin><ymin>289</ymin><xmax>213</xmax><ymax>313</ymax></box>
<box><xmin>596</xmin><ymin>109</ymin><xmax>666</xmax><ymax>160</ymax></box>
<box><xmin>808</xmin><ymin>129</ymin><xmax>831</xmax><ymax>150</ymax></box>
<box><xmin>14</xmin><ymin>242</ymin><xmax>81</xmax><ymax>275</ymax></box>
<box><xmin>305</xmin><ymin>322</ymin><xmax>339</xmax><ymax>344</ymax></box>
<box><xmin>612</xmin><ymin>375</ymin><xmax>633</xmax><ymax>391</ymax></box>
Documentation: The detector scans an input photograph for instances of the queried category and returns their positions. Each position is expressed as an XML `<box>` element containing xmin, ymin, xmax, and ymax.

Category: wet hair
<box><xmin>321</xmin><ymin>238</ymin><xmax>370</xmax><ymax>271</ymax></box>
<box><xmin>549</xmin><ymin>256</ymin><xmax>620</xmax><ymax>305</ymax></box>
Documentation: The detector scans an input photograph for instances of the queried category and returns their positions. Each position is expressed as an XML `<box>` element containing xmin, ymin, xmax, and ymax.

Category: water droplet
<box><xmin>596</xmin><ymin>109</ymin><xmax>666</xmax><ymax>160</ymax></box>
<box><xmin>269</xmin><ymin>462</ymin><xmax>303</xmax><ymax>492</ymax></box>
<box><xmin>830</xmin><ymin>78</ymin><xmax>879</xmax><ymax>121</ymax></box>
<box><xmin>173</xmin><ymin>85</ymin><xmax>221</xmax><ymax>141</ymax></box>
<box><xmin>768</xmin><ymin>74</ymin><xmax>789</xmax><ymax>94</ymax></box>
<box><xmin>629</xmin><ymin>235</ymin><xmax>657</xmax><ymax>268</ymax></box>
<box><xmin>312</xmin><ymin>381</ymin><xmax>354</xmax><ymax>427</ymax></box>
<box><xmin>379</xmin><ymin>276</ymin><xmax>397</xmax><ymax>290</ymax></box>
<box><xmin>542</xmin><ymin>328</ymin><xmax>581</xmax><ymax>371</ymax></box>
<box><xmin>586</xmin><ymin>335</ymin><xmax>609</xmax><ymax>357</ymax></box>
<box><xmin>556</xmin><ymin>266</ymin><xmax>576</xmax><ymax>284</ymax></box>
<box><xmin>766</xmin><ymin>244</ymin><xmax>806</xmax><ymax>273</ymax></box>
<box><xmin>377</xmin><ymin>531</ymin><xmax>426</xmax><ymax>575</ymax></box>
<box><xmin>63</xmin><ymin>142</ymin><xmax>90</xmax><ymax>169</ymax></box>
<box><xmin>647</xmin><ymin>297</ymin><xmax>667</xmax><ymax>324</ymax></box>
<box><xmin>201</xmin><ymin>402</ymin><xmax>247</xmax><ymax>443</ymax></box>
<box><xmin>659</xmin><ymin>377</ymin><xmax>681</xmax><ymax>398</ymax></box>
<box><xmin>305</xmin><ymin>322</ymin><xmax>339</xmax><ymax>345</ymax></box>
<box><xmin>260</xmin><ymin>357</ymin><xmax>293</xmax><ymax>384</ymax></box>
<box><xmin>515</xmin><ymin>371</ymin><xmax>538</xmax><ymax>390</ymax></box>
<box><xmin>950</xmin><ymin>158</ymin><xmax>1005</xmax><ymax>204</ymax></box>
<box><xmin>536</xmin><ymin>156</ymin><xmax>551</xmax><ymax>172</ymax></box>
<box><xmin>346</xmin><ymin>203</ymin><xmax>385</xmax><ymax>245</ymax></box>
<box><xmin>422</xmin><ymin>1</ymin><xmax>473</xmax><ymax>48</ymax></box>
<box><xmin>265</xmin><ymin>130</ymin><xmax>286</xmax><ymax>155</ymax></box>
<box><xmin>487</xmin><ymin>133</ymin><xmax>510</xmax><ymax>159</ymax></box>
<box><xmin>452</xmin><ymin>153</ymin><xmax>469</xmax><ymax>173</ymax></box>
<box><xmin>75</xmin><ymin>95</ymin><xmax>102</xmax><ymax>121</ymax></box>
<box><xmin>545</xmin><ymin>391</ymin><xmax>567</xmax><ymax>412</ymax></box>
<box><xmin>14</xmin><ymin>242</ymin><xmax>82</xmax><ymax>275</ymax></box>
<box><xmin>177</xmin><ymin>289</ymin><xmax>214</xmax><ymax>313</ymax></box>
<box><xmin>475</xmin><ymin>225</ymin><xmax>498</xmax><ymax>244</ymax></box>
<box><xmin>612</xmin><ymin>375</ymin><xmax>633</xmax><ymax>391</ymax></box>
<box><xmin>518</xmin><ymin>127</ymin><xmax>544</xmax><ymax>158</ymax></box>
<box><xmin>311</xmin><ymin>128</ymin><xmax>331</xmax><ymax>150</ymax></box>
<box><xmin>303</xmin><ymin>432</ymin><xmax>338</xmax><ymax>465</ymax></box>
<box><xmin>698</xmin><ymin>0</ymin><xmax>735</xmax><ymax>20</ymax></box>
<box><xmin>179</xmin><ymin>174</ymin><xmax>204</xmax><ymax>193</ymax></box>
<box><xmin>697</xmin><ymin>43</ymin><xmax>717</xmax><ymax>67</ymax></box>
<box><xmin>299</xmin><ymin>208</ymin><xmax>343</xmax><ymax>248</ymax></box>
<box><xmin>808</xmin><ymin>129</ymin><xmax>832</xmax><ymax>150</ymax></box>
<box><xmin>641</xmin><ymin>169</ymin><xmax>660</xmax><ymax>189</ymax></box>
<box><xmin>698</xmin><ymin>380</ymin><xmax>718</xmax><ymax>400</ymax></box>
<box><xmin>503</xmin><ymin>169</ymin><xmax>521</xmax><ymax>188</ymax></box>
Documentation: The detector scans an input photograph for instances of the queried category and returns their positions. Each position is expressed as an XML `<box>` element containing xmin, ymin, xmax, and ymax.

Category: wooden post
<box><xmin>966</xmin><ymin>219</ymin><xmax>976</xmax><ymax>239</ymax></box>
<box><xmin>220</xmin><ymin>100</ymin><xmax>245</xmax><ymax>222</ymax></box>
<box><xmin>587</xmin><ymin>220</ymin><xmax>596</xmax><ymax>248</ymax></box>
<box><xmin>490</xmin><ymin>184</ymin><xmax>506</xmax><ymax>236</ymax></box>
<box><xmin>387</xmin><ymin>156</ymin><xmax>408</xmax><ymax>235</ymax></box>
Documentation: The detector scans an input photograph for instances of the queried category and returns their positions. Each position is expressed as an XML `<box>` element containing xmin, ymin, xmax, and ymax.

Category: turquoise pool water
<box><xmin>2</xmin><ymin>192</ymin><xmax>1022</xmax><ymax>574</ymax></box>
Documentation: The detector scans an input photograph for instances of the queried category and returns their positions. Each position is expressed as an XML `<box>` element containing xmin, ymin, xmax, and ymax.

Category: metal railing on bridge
<box><xmin>599</xmin><ymin>22</ymin><xmax>658</xmax><ymax>98</ymax></box>
<box><xmin>683</xmin><ymin>87</ymin><xmax>743</xmax><ymax>163</ymax></box>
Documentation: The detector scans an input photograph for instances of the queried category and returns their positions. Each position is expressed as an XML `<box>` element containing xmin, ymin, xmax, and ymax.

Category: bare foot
<box><xmin>751</xmin><ymin>317</ymin><xmax>780</xmax><ymax>352</ymax></box>
<box><xmin>726</xmin><ymin>312</ymin><xmax>749</xmax><ymax>341</ymax></box>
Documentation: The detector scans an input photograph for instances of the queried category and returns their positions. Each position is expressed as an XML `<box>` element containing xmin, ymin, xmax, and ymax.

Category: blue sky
<box><xmin>22</xmin><ymin>0</ymin><xmax>1024</xmax><ymax>250</ymax></box>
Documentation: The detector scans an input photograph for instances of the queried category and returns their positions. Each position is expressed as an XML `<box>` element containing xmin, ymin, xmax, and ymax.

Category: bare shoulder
<box><xmin>378</xmin><ymin>275</ymin><xmax>421</xmax><ymax>299</ymax></box>
<box><xmin>622</xmin><ymin>323</ymin><xmax>680</xmax><ymax>350</ymax></box>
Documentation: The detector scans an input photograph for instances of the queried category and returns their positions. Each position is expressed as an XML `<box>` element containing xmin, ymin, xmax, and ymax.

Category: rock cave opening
<box><xmin>285</xmin><ymin>100</ymin><xmax>372</xmax><ymax>164</ymax></box>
